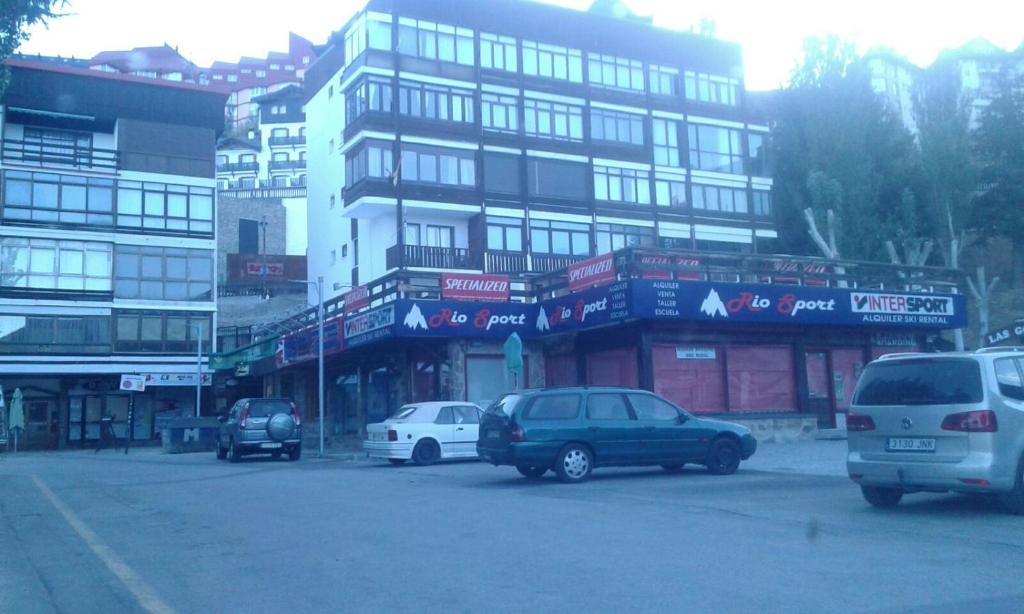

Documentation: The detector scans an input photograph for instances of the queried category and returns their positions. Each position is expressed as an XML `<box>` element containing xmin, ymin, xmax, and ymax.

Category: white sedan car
<box><xmin>365</xmin><ymin>402</ymin><xmax>483</xmax><ymax>465</ymax></box>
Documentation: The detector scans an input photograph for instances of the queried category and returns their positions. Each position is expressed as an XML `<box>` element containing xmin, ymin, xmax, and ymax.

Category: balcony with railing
<box><xmin>268</xmin><ymin>159</ymin><xmax>306</xmax><ymax>171</ymax></box>
<box><xmin>530</xmin><ymin>253</ymin><xmax>589</xmax><ymax>273</ymax></box>
<box><xmin>482</xmin><ymin>250</ymin><xmax>529</xmax><ymax>274</ymax></box>
<box><xmin>217</xmin><ymin>161</ymin><xmax>259</xmax><ymax>173</ymax></box>
<box><xmin>268</xmin><ymin>135</ymin><xmax>306</xmax><ymax>147</ymax></box>
<box><xmin>386</xmin><ymin>244</ymin><xmax>475</xmax><ymax>270</ymax></box>
<box><xmin>1</xmin><ymin>138</ymin><xmax>118</xmax><ymax>171</ymax></box>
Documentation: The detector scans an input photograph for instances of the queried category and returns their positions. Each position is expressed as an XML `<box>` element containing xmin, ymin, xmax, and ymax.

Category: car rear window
<box><xmin>994</xmin><ymin>358</ymin><xmax>1024</xmax><ymax>401</ymax></box>
<box><xmin>486</xmin><ymin>394</ymin><xmax>522</xmax><ymax>417</ymax></box>
<box><xmin>520</xmin><ymin>394</ymin><xmax>581</xmax><ymax>420</ymax></box>
<box><xmin>247</xmin><ymin>400</ymin><xmax>293</xmax><ymax>417</ymax></box>
<box><xmin>389</xmin><ymin>406</ymin><xmax>419</xmax><ymax>420</ymax></box>
<box><xmin>853</xmin><ymin>358</ymin><xmax>984</xmax><ymax>406</ymax></box>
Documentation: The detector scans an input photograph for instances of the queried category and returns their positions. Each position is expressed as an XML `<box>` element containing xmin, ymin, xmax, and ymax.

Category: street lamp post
<box><xmin>192</xmin><ymin>324</ymin><xmax>204</xmax><ymax>417</ymax></box>
<box><xmin>289</xmin><ymin>277</ymin><xmax>325</xmax><ymax>457</ymax></box>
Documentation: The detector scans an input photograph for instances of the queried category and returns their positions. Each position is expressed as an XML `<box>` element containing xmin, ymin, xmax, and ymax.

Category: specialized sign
<box><xmin>119</xmin><ymin>374</ymin><xmax>146</xmax><ymax>392</ymax></box>
<box><xmin>441</xmin><ymin>272</ymin><xmax>511</xmax><ymax>301</ymax></box>
<box><xmin>985</xmin><ymin>321</ymin><xmax>1024</xmax><ymax>347</ymax></box>
<box><xmin>343</xmin><ymin>285</ymin><xmax>370</xmax><ymax>315</ymax></box>
<box><xmin>143</xmin><ymin>373</ymin><xmax>212</xmax><ymax>387</ymax></box>
<box><xmin>567</xmin><ymin>253</ymin><xmax>616</xmax><ymax>291</ymax></box>
<box><xmin>344</xmin><ymin>304</ymin><xmax>396</xmax><ymax>347</ymax></box>
<box><xmin>281</xmin><ymin>316</ymin><xmax>343</xmax><ymax>366</ymax></box>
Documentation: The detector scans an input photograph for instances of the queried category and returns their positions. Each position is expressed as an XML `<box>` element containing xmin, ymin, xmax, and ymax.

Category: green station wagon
<box><xmin>477</xmin><ymin>387</ymin><xmax>757</xmax><ymax>483</ymax></box>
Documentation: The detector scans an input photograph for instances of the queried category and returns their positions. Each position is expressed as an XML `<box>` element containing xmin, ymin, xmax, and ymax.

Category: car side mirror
<box><xmin>676</xmin><ymin>414</ymin><xmax>689</xmax><ymax>424</ymax></box>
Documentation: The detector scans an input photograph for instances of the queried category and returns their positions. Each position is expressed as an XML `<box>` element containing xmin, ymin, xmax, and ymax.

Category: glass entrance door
<box><xmin>805</xmin><ymin>351</ymin><xmax>835</xmax><ymax>428</ymax></box>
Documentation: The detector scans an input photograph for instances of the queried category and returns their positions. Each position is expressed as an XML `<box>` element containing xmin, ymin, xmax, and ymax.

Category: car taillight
<box><xmin>387</xmin><ymin>429</ymin><xmax>398</xmax><ymax>442</ymax></box>
<box><xmin>846</xmin><ymin>412</ymin><xmax>876</xmax><ymax>432</ymax></box>
<box><xmin>239</xmin><ymin>403</ymin><xmax>250</xmax><ymax>429</ymax></box>
<box><xmin>291</xmin><ymin>403</ymin><xmax>301</xmax><ymax>427</ymax></box>
<box><xmin>511</xmin><ymin>426</ymin><xmax>526</xmax><ymax>442</ymax></box>
<box><xmin>942</xmin><ymin>410</ymin><xmax>997</xmax><ymax>433</ymax></box>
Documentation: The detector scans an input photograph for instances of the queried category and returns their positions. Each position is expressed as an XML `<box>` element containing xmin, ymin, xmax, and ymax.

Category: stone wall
<box><xmin>727</xmin><ymin>415</ymin><xmax>818</xmax><ymax>443</ymax></box>
<box><xmin>217</xmin><ymin>196</ymin><xmax>288</xmax><ymax>282</ymax></box>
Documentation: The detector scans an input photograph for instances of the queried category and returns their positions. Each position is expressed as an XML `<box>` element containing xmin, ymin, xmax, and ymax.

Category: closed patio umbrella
<box><xmin>9</xmin><ymin>388</ymin><xmax>24</xmax><ymax>452</ymax></box>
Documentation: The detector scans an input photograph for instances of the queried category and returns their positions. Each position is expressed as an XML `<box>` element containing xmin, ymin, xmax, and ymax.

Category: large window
<box><xmin>752</xmin><ymin>190</ymin><xmax>772</xmax><ymax>217</ymax></box>
<box><xmin>587</xmin><ymin>53</ymin><xmax>644</xmax><ymax>91</ymax></box>
<box><xmin>345</xmin><ymin>141</ymin><xmax>393</xmax><ymax>188</ymax></box>
<box><xmin>692</xmin><ymin>184</ymin><xmax>749</xmax><ymax>214</ymax></box>
<box><xmin>652</xmin><ymin>119</ymin><xmax>681</xmax><ymax>166</ymax></box>
<box><xmin>594</xmin><ymin>165</ymin><xmax>651</xmax><ymax>205</ymax></box>
<box><xmin>345</xmin><ymin>77</ymin><xmax>393</xmax><ymax>123</ymax></box>
<box><xmin>0</xmin><ymin>237</ymin><xmax>112</xmax><ymax>291</ymax></box>
<box><xmin>116</xmin><ymin>181</ymin><xmax>214</xmax><ymax>235</ymax></box>
<box><xmin>688</xmin><ymin>124</ymin><xmax>744</xmax><ymax>174</ymax></box>
<box><xmin>483</xmin><ymin>153</ymin><xmax>520</xmax><ymax>194</ymax></box>
<box><xmin>114</xmin><ymin>311</ymin><xmax>211</xmax><ymax>353</ymax></box>
<box><xmin>400</xmin><ymin>145</ymin><xmax>476</xmax><ymax>187</ymax></box>
<box><xmin>396</xmin><ymin>18</ymin><xmax>474</xmax><ymax>66</ymax></box>
<box><xmin>2</xmin><ymin>171</ymin><xmax>114</xmax><ymax>226</ymax></box>
<box><xmin>114</xmin><ymin>246</ymin><xmax>214</xmax><ymax>301</ymax></box>
<box><xmin>480</xmin><ymin>33</ymin><xmax>517</xmax><ymax>72</ymax></box>
<box><xmin>405</xmin><ymin>223</ymin><xmax>454</xmax><ymax>247</ymax></box>
<box><xmin>486</xmin><ymin>216</ymin><xmax>523</xmax><ymax>251</ymax></box>
<box><xmin>684</xmin><ymin>71</ymin><xmax>739</xmax><ymax>106</ymax></box>
<box><xmin>522</xmin><ymin>40</ymin><xmax>583</xmax><ymax>83</ymax></box>
<box><xmin>398</xmin><ymin>81</ymin><xmax>474</xmax><ymax>123</ymax></box>
<box><xmin>0</xmin><ymin>314</ymin><xmax>111</xmax><ymax>354</ymax></box>
<box><xmin>527</xmin><ymin>158</ymin><xmax>587</xmax><ymax>201</ymax></box>
<box><xmin>481</xmin><ymin>93</ymin><xmax>519</xmax><ymax>134</ymax></box>
<box><xmin>529</xmin><ymin>220</ymin><xmax>590</xmax><ymax>256</ymax></box>
<box><xmin>524</xmin><ymin>98</ymin><xmax>584</xmax><ymax>142</ymax></box>
<box><xmin>590</xmin><ymin>109</ymin><xmax>644</xmax><ymax>146</ymax></box>
<box><xmin>596</xmin><ymin>223</ymin><xmax>655</xmax><ymax>254</ymax></box>
<box><xmin>649</xmin><ymin>65</ymin><xmax>679</xmax><ymax>96</ymax></box>
<box><xmin>654</xmin><ymin>175</ymin><xmax>686</xmax><ymax>207</ymax></box>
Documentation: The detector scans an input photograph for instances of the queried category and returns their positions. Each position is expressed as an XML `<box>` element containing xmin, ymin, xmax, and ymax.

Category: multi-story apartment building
<box><xmin>0</xmin><ymin>59</ymin><xmax>226</xmax><ymax>449</ymax></box>
<box><xmin>89</xmin><ymin>44</ymin><xmax>205</xmax><ymax>83</ymax></box>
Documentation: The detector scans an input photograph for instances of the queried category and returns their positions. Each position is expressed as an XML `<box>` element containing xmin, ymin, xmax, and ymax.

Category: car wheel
<box><xmin>215</xmin><ymin>440</ymin><xmax>227</xmax><ymax>460</ymax></box>
<box><xmin>554</xmin><ymin>444</ymin><xmax>592</xmax><ymax>484</ymax></box>
<box><xmin>861</xmin><ymin>485</ymin><xmax>903</xmax><ymax>508</ymax></box>
<box><xmin>228</xmin><ymin>439</ymin><xmax>241</xmax><ymax>463</ymax></box>
<box><xmin>999</xmin><ymin>455</ymin><xmax>1024</xmax><ymax>515</ymax></box>
<box><xmin>705</xmin><ymin>438</ymin><xmax>741</xmax><ymax>475</ymax></box>
<box><xmin>661</xmin><ymin>464</ymin><xmax>685</xmax><ymax>473</ymax></box>
<box><xmin>288</xmin><ymin>446</ymin><xmax>302</xmax><ymax>462</ymax></box>
<box><xmin>412</xmin><ymin>439</ymin><xmax>440</xmax><ymax>466</ymax></box>
<box><xmin>516</xmin><ymin>465</ymin><xmax>548</xmax><ymax>479</ymax></box>
<box><xmin>388</xmin><ymin>458</ymin><xmax>407</xmax><ymax>466</ymax></box>
<box><xmin>271</xmin><ymin>450</ymin><xmax>283</xmax><ymax>460</ymax></box>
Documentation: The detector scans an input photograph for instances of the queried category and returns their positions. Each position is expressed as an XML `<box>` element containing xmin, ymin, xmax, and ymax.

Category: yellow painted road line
<box><xmin>31</xmin><ymin>475</ymin><xmax>176</xmax><ymax>614</ymax></box>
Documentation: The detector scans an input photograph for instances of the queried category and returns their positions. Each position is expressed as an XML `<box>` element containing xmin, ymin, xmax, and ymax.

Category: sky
<box><xmin>18</xmin><ymin>0</ymin><xmax>1024</xmax><ymax>91</ymax></box>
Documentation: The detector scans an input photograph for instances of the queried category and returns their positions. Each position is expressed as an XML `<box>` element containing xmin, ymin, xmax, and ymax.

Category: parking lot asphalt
<box><xmin>2</xmin><ymin>442</ymin><xmax>1023</xmax><ymax>613</ymax></box>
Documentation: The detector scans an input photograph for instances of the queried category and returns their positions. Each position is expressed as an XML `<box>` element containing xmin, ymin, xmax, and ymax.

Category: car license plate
<box><xmin>887</xmin><ymin>438</ymin><xmax>936</xmax><ymax>452</ymax></box>
<box><xmin>369</xmin><ymin>432</ymin><xmax>385</xmax><ymax>441</ymax></box>
<box><xmin>487</xmin><ymin>430</ymin><xmax>501</xmax><ymax>439</ymax></box>
<box><xmin>260</xmin><ymin>442</ymin><xmax>282</xmax><ymax>449</ymax></box>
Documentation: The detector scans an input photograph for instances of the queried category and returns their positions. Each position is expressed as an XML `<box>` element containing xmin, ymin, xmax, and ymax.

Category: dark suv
<box><xmin>217</xmin><ymin>398</ymin><xmax>302</xmax><ymax>462</ymax></box>
<box><xmin>477</xmin><ymin>387</ymin><xmax>757</xmax><ymax>483</ymax></box>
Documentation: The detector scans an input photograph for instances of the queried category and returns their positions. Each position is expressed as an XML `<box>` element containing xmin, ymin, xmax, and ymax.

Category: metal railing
<box><xmin>217</xmin><ymin>161</ymin><xmax>259</xmax><ymax>173</ymax></box>
<box><xmin>268</xmin><ymin>159</ymin><xmax>306</xmax><ymax>171</ymax></box>
<box><xmin>1</xmin><ymin>138</ymin><xmax>118</xmax><ymax>171</ymax></box>
<box><xmin>268</xmin><ymin>136</ymin><xmax>306</xmax><ymax>146</ymax></box>
<box><xmin>386</xmin><ymin>244</ymin><xmax>475</xmax><ymax>270</ymax></box>
<box><xmin>483</xmin><ymin>250</ymin><xmax>529</xmax><ymax>274</ymax></box>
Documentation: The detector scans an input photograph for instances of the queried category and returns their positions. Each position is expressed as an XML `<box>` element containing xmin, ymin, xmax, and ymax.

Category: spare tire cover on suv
<box><xmin>267</xmin><ymin>413</ymin><xmax>296</xmax><ymax>441</ymax></box>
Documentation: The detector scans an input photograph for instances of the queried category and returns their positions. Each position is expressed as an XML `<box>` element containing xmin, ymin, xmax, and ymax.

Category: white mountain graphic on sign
<box><xmin>700</xmin><ymin>289</ymin><xmax>728</xmax><ymax>318</ymax></box>
<box><xmin>404</xmin><ymin>303</ymin><xmax>427</xmax><ymax>330</ymax></box>
<box><xmin>535</xmin><ymin>306</ymin><xmax>550</xmax><ymax>332</ymax></box>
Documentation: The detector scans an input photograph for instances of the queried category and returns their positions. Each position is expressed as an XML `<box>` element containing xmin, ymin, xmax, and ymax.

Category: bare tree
<box><xmin>966</xmin><ymin>266</ymin><xmax>999</xmax><ymax>345</ymax></box>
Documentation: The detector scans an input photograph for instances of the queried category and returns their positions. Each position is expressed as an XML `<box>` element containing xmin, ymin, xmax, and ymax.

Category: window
<box><xmin>368</xmin><ymin>18</ymin><xmax>392</xmax><ymax>50</ymax></box>
<box><xmin>587</xmin><ymin>53</ymin><xmax>644</xmax><ymax>91</ymax></box>
<box><xmin>627</xmin><ymin>393</ymin><xmax>681</xmax><ymax>420</ymax></box>
<box><xmin>684</xmin><ymin>71</ymin><xmax>739</xmax><ymax>106</ymax></box>
<box><xmin>330</xmin><ymin>249</ymin><xmax>337</xmax><ymax>265</ymax></box>
<box><xmin>520</xmin><ymin>394</ymin><xmax>581</xmax><ymax>420</ymax></box>
<box><xmin>270</xmin><ymin>127</ymin><xmax>288</xmax><ymax>138</ymax></box>
<box><xmin>397</xmin><ymin>18</ymin><xmax>474</xmax><ymax>66</ymax></box>
<box><xmin>483</xmin><ymin>153</ymin><xmax>520</xmax><ymax>194</ymax></box>
<box><xmin>329</xmin><ymin>194</ymin><xmax>336</xmax><ymax>209</ymax></box>
<box><xmin>688</xmin><ymin>124</ymin><xmax>744</xmax><ymax>174</ymax></box>
<box><xmin>523</xmin><ymin>98</ymin><xmax>583</xmax><ymax>142</ymax></box>
<box><xmin>216</xmin><ymin>154</ymin><xmax>228</xmax><ymax>166</ymax></box>
<box><xmin>272</xmin><ymin>152</ymin><xmax>289</xmax><ymax>162</ymax></box>
<box><xmin>239</xmin><ymin>153</ymin><xmax>256</xmax><ymax>164</ymax></box>
<box><xmin>995</xmin><ymin>358</ymin><xmax>1024</xmax><ymax>401</ymax></box>
<box><xmin>0</xmin><ymin>314</ymin><xmax>111</xmax><ymax>354</ymax></box>
<box><xmin>398</xmin><ymin>81</ymin><xmax>474</xmax><ymax>123</ymax></box>
<box><xmin>595</xmin><ymin>223</ymin><xmax>654</xmax><ymax>254</ymax></box>
<box><xmin>344</xmin><ymin>76</ymin><xmax>393</xmax><ymax>122</ymax></box>
<box><xmin>655</xmin><ymin>175</ymin><xmax>686</xmax><ymax>207</ymax></box>
<box><xmin>114</xmin><ymin>311</ymin><xmax>211</xmax><ymax>353</ymax></box>
<box><xmin>650</xmin><ymin>64</ymin><xmax>679</xmax><ymax>96</ymax></box>
<box><xmin>271</xmin><ymin>176</ymin><xmax>289</xmax><ymax>187</ymax></box>
<box><xmin>256</xmin><ymin>70</ymin><xmax>266</xmax><ymax>78</ymax></box>
<box><xmin>529</xmin><ymin>220</ymin><xmax>590</xmax><ymax>256</ymax></box>
<box><xmin>522</xmin><ymin>40</ymin><xmax>583</xmax><ymax>83</ymax></box>
<box><xmin>752</xmin><ymin>190</ymin><xmax>772</xmax><ymax>217</ymax></box>
<box><xmin>854</xmin><ymin>359</ymin><xmax>984</xmax><ymax>406</ymax></box>
<box><xmin>748</xmin><ymin>132</ymin><xmax>767</xmax><ymax>176</ymax></box>
<box><xmin>227</xmin><ymin>74</ymin><xmax>237</xmax><ymax>83</ymax></box>
<box><xmin>2</xmin><ymin>171</ymin><xmax>113</xmax><ymax>226</ymax></box>
<box><xmin>0</xmin><ymin>237</ymin><xmax>112</xmax><ymax>291</ymax></box>
<box><xmin>116</xmin><ymin>181</ymin><xmax>214</xmax><ymax>235</ymax></box>
<box><xmin>692</xmin><ymin>184</ymin><xmax>748</xmax><ymax>214</ymax></box>
<box><xmin>452</xmin><ymin>405</ymin><xmax>480</xmax><ymax>424</ymax></box>
<box><xmin>527</xmin><ymin>158</ymin><xmax>587</xmax><ymax>201</ymax></box>
<box><xmin>480</xmin><ymin>33</ymin><xmax>517</xmax><ymax>72</ymax></box>
<box><xmin>114</xmin><ymin>246</ymin><xmax>213</xmax><ymax>301</ymax></box>
<box><xmin>652</xmin><ymin>119</ymin><xmax>681</xmax><ymax>166</ymax></box>
<box><xmin>405</xmin><ymin>223</ymin><xmax>454</xmax><ymax>247</ymax></box>
<box><xmin>486</xmin><ymin>216</ymin><xmax>523</xmax><ymax>252</ymax></box>
<box><xmin>434</xmin><ymin>406</ymin><xmax>454</xmax><ymax>424</ymax></box>
<box><xmin>399</xmin><ymin>145</ymin><xmax>475</xmax><ymax>187</ymax></box>
<box><xmin>594</xmin><ymin>165</ymin><xmax>651</xmax><ymax>204</ymax></box>
<box><xmin>590</xmin><ymin>108</ymin><xmax>644</xmax><ymax>146</ymax></box>
<box><xmin>481</xmin><ymin>93</ymin><xmax>519</xmax><ymax>134</ymax></box>
<box><xmin>345</xmin><ymin>141</ymin><xmax>393</xmax><ymax>188</ymax></box>
<box><xmin>586</xmin><ymin>394</ymin><xmax>632</xmax><ymax>420</ymax></box>
<box><xmin>21</xmin><ymin>127</ymin><xmax>91</xmax><ymax>164</ymax></box>
<box><xmin>404</xmin><ymin>222</ymin><xmax>420</xmax><ymax>246</ymax></box>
